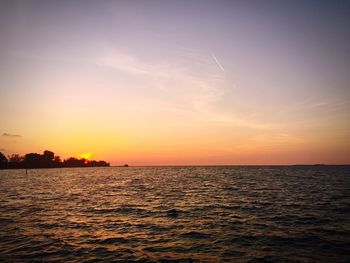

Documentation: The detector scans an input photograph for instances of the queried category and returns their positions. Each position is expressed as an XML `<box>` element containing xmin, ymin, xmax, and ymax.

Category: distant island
<box><xmin>0</xmin><ymin>150</ymin><xmax>110</xmax><ymax>169</ymax></box>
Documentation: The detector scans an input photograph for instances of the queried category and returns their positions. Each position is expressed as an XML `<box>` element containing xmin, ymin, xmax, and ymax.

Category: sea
<box><xmin>0</xmin><ymin>166</ymin><xmax>349</xmax><ymax>262</ymax></box>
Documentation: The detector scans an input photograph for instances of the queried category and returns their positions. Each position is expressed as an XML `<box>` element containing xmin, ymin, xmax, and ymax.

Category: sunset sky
<box><xmin>0</xmin><ymin>0</ymin><xmax>349</xmax><ymax>165</ymax></box>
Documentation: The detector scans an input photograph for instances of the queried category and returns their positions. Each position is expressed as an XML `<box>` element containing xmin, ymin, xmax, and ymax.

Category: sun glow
<box><xmin>78</xmin><ymin>152</ymin><xmax>93</xmax><ymax>160</ymax></box>
<box><xmin>0</xmin><ymin>1</ymin><xmax>349</xmax><ymax>166</ymax></box>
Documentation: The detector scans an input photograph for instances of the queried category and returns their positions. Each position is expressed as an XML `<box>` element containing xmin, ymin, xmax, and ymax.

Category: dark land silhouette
<box><xmin>0</xmin><ymin>150</ymin><xmax>109</xmax><ymax>169</ymax></box>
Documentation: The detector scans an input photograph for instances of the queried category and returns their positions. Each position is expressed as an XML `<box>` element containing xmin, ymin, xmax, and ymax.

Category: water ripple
<box><xmin>0</xmin><ymin>166</ymin><xmax>349</xmax><ymax>262</ymax></box>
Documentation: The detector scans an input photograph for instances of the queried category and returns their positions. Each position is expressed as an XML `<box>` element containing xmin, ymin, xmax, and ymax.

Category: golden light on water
<box><xmin>0</xmin><ymin>1</ymin><xmax>350</xmax><ymax>262</ymax></box>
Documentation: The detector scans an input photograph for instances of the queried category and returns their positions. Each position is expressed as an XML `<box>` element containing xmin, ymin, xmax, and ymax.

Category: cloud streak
<box><xmin>2</xmin><ymin>133</ymin><xmax>22</xmax><ymax>138</ymax></box>
<box><xmin>96</xmin><ymin>49</ymin><xmax>271</xmax><ymax>130</ymax></box>
<box><xmin>211</xmin><ymin>54</ymin><xmax>225</xmax><ymax>71</ymax></box>
<box><xmin>97</xmin><ymin>50</ymin><xmax>224</xmax><ymax>111</ymax></box>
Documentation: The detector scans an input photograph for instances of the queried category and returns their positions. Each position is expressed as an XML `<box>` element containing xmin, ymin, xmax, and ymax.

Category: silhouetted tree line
<box><xmin>0</xmin><ymin>150</ymin><xmax>109</xmax><ymax>169</ymax></box>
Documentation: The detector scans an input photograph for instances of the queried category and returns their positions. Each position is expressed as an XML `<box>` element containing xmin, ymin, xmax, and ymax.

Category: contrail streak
<box><xmin>211</xmin><ymin>53</ymin><xmax>225</xmax><ymax>71</ymax></box>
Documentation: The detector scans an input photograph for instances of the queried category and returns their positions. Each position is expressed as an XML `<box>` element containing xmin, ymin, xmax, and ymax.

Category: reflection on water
<box><xmin>0</xmin><ymin>166</ymin><xmax>349</xmax><ymax>262</ymax></box>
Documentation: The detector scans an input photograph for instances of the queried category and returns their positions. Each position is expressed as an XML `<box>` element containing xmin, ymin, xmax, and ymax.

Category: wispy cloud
<box><xmin>2</xmin><ymin>133</ymin><xmax>22</xmax><ymax>138</ymax></box>
<box><xmin>97</xmin><ymin>50</ymin><xmax>224</xmax><ymax>111</ymax></box>
<box><xmin>96</xmin><ymin>49</ymin><xmax>271</xmax><ymax>130</ymax></box>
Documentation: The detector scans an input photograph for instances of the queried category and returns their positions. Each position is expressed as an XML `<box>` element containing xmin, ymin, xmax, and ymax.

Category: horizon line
<box><xmin>110</xmin><ymin>163</ymin><xmax>350</xmax><ymax>167</ymax></box>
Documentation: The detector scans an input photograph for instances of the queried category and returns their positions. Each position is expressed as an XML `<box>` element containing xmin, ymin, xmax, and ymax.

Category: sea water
<box><xmin>0</xmin><ymin>166</ymin><xmax>349</xmax><ymax>262</ymax></box>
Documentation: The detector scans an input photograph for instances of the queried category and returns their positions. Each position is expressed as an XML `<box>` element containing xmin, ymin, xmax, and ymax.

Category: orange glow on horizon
<box><xmin>78</xmin><ymin>152</ymin><xmax>93</xmax><ymax>161</ymax></box>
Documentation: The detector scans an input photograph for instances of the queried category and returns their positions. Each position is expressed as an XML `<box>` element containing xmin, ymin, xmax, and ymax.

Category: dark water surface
<box><xmin>0</xmin><ymin>166</ymin><xmax>349</xmax><ymax>262</ymax></box>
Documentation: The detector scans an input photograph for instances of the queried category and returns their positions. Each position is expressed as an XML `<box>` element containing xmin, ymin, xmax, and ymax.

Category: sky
<box><xmin>0</xmin><ymin>0</ymin><xmax>349</xmax><ymax>165</ymax></box>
